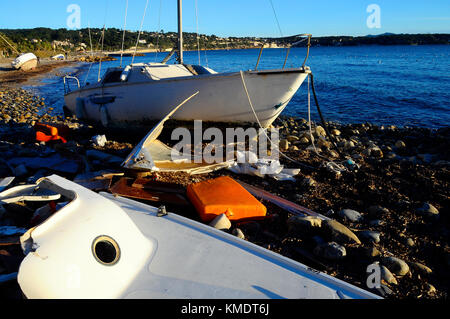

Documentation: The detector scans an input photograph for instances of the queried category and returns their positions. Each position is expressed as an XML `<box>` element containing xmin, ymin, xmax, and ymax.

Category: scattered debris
<box><xmin>34</xmin><ymin>123</ymin><xmax>67</xmax><ymax>144</ymax></box>
<box><xmin>0</xmin><ymin>183</ymin><xmax>61</xmax><ymax>204</ymax></box>
<box><xmin>92</xmin><ymin>135</ymin><xmax>107</xmax><ymax>147</ymax></box>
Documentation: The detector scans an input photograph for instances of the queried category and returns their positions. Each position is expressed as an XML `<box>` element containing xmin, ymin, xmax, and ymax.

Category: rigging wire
<box><xmin>97</xmin><ymin>25</ymin><xmax>106</xmax><ymax>82</ymax></box>
<box><xmin>120</xmin><ymin>0</ymin><xmax>129</xmax><ymax>67</ymax></box>
<box><xmin>195</xmin><ymin>0</ymin><xmax>201</xmax><ymax>65</ymax></box>
<box><xmin>269</xmin><ymin>0</ymin><xmax>283</xmax><ymax>37</ymax></box>
<box><xmin>83</xmin><ymin>22</ymin><xmax>95</xmax><ymax>85</ymax></box>
<box><xmin>0</xmin><ymin>33</ymin><xmax>19</xmax><ymax>55</ymax></box>
<box><xmin>132</xmin><ymin>0</ymin><xmax>150</xmax><ymax>65</ymax></box>
<box><xmin>155</xmin><ymin>0</ymin><xmax>163</xmax><ymax>61</ymax></box>
<box><xmin>97</xmin><ymin>0</ymin><xmax>109</xmax><ymax>82</ymax></box>
<box><xmin>192</xmin><ymin>1</ymin><xmax>208</xmax><ymax>67</ymax></box>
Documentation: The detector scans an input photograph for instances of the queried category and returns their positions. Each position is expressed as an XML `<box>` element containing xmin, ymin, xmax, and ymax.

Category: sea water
<box><xmin>25</xmin><ymin>45</ymin><xmax>450</xmax><ymax>129</ymax></box>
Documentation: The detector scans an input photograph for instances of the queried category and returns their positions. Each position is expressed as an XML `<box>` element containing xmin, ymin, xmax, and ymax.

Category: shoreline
<box><xmin>0</xmin><ymin>59</ymin><xmax>78</xmax><ymax>88</ymax></box>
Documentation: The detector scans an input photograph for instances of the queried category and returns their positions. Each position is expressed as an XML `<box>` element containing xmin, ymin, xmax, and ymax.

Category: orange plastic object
<box><xmin>35</xmin><ymin>123</ymin><xmax>67</xmax><ymax>144</ymax></box>
<box><xmin>187</xmin><ymin>176</ymin><xmax>267</xmax><ymax>222</ymax></box>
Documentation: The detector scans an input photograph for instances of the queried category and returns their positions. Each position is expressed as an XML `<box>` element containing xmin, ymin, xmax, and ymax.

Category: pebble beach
<box><xmin>0</xmin><ymin>61</ymin><xmax>449</xmax><ymax>300</ymax></box>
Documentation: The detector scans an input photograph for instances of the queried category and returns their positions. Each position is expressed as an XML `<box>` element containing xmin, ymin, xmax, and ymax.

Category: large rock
<box><xmin>322</xmin><ymin>220</ymin><xmax>361</xmax><ymax>245</ymax></box>
<box><xmin>313</xmin><ymin>242</ymin><xmax>346</xmax><ymax>260</ymax></box>
<box><xmin>380</xmin><ymin>264</ymin><xmax>398</xmax><ymax>285</ymax></box>
<box><xmin>411</xmin><ymin>262</ymin><xmax>432</xmax><ymax>275</ymax></box>
<box><xmin>395</xmin><ymin>140</ymin><xmax>406</xmax><ymax>149</ymax></box>
<box><xmin>315</xmin><ymin>126</ymin><xmax>326</xmax><ymax>137</ymax></box>
<box><xmin>338</xmin><ymin>209</ymin><xmax>363</xmax><ymax>223</ymax></box>
<box><xmin>358</xmin><ymin>231</ymin><xmax>381</xmax><ymax>244</ymax></box>
<box><xmin>280</xmin><ymin>139</ymin><xmax>289</xmax><ymax>152</ymax></box>
<box><xmin>209</xmin><ymin>214</ymin><xmax>231</xmax><ymax>231</ymax></box>
<box><xmin>416</xmin><ymin>203</ymin><xmax>439</xmax><ymax>217</ymax></box>
<box><xmin>232</xmin><ymin>228</ymin><xmax>245</xmax><ymax>240</ymax></box>
<box><xmin>382</xmin><ymin>256</ymin><xmax>410</xmax><ymax>276</ymax></box>
<box><xmin>287</xmin><ymin>216</ymin><xmax>322</xmax><ymax>234</ymax></box>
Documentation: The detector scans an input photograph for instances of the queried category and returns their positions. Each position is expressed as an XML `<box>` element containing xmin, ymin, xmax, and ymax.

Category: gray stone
<box><xmin>280</xmin><ymin>139</ymin><xmax>289</xmax><ymax>152</ymax></box>
<box><xmin>416</xmin><ymin>203</ymin><xmax>439</xmax><ymax>217</ymax></box>
<box><xmin>411</xmin><ymin>262</ymin><xmax>432</xmax><ymax>275</ymax></box>
<box><xmin>359</xmin><ymin>231</ymin><xmax>381</xmax><ymax>244</ymax></box>
<box><xmin>382</xmin><ymin>256</ymin><xmax>410</xmax><ymax>276</ymax></box>
<box><xmin>380</xmin><ymin>264</ymin><xmax>398</xmax><ymax>285</ymax></box>
<box><xmin>368</xmin><ymin>205</ymin><xmax>389</xmax><ymax>218</ymax></box>
<box><xmin>365</xmin><ymin>247</ymin><xmax>381</xmax><ymax>258</ymax></box>
<box><xmin>209</xmin><ymin>214</ymin><xmax>231</xmax><ymax>231</ymax></box>
<box><xmin>301</xmin><ymin>177</ymin><xmax>316</xmax><ymax>188</ymax></box>
<box><xmin>338</xmin><ymin>209</ymin><xmax>363</xmax><ymax>223</ymax></box>
<box><xmin>406</xmin><ymin>238</ymin><xmax>415</xmax><ymax>247</ymax></box>
<box><xmin>369</xmin><ymin>219</ymin><xmax>385</xmax><ymax>227</ymax></box>
<box><xmin>300</xmin><ymin>132</ymin><xmax>314</xmax><ymax>143</ymax></box>
<box><xmin>232</xmin><ymin>228</ymin><xmax>245</xmax><ymax>240</ymax></box>
<box><xmin>287</xmin><ymin>216</ymin><xmax>322</xmax><ymax>233</ymax></box>
<box><xmin>315</xmin><ymin>126</ymin><xmax>326</xmax><ymax>137</ymax></box>
<box><xmin>426</xmin><ymin>283</ymin><xmax>437</xmax><ymax>295</ymax></box>
<box><xmin>323</xmin><ymin>219</ymin><xmax>361</xmax><ymax>245</ymax></box>
<box><xmin>371</xmin><ymin>148</ymin><xmax>384</xmax><ymax>158</ymax></box>
<box><xmin>395</xmin><ymin>140</ymin><xmax>406</xmax><ymax>149</ymax></box>
<box><xmin>331</xmin><ymin>129</ymin><xmax>341</xmax><ymax>136</ymax></box>
<box><xmin>313</xmin><ymin>242</ymin><xmax>346</xmax><ymax>260</ymax></box>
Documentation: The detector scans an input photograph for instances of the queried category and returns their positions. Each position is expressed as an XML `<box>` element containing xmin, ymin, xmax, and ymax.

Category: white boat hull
<box><xmin>11</xmin><ymin>53</ymin><xmax>38</xmax><ymax>71</ymax></box>
<box><xmin>64</xmin><ymin>69</ymin><xmax>308</xmax><ymax>128</ymax></box>
<box><xmin>17</xmin><ymin>175</ymin><xmax>381</xmax><ymax>299</ymax></box>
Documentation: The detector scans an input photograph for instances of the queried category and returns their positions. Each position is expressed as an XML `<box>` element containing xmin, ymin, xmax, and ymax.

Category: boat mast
<box><xmin>177</xmin><ymin>0</ymin><xmax>184</xmax><ymax>64</ymax></box>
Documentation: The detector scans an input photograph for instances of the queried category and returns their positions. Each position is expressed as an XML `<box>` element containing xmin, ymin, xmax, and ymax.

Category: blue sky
<box><xmin>0</xmin><ymin>0</ymin><xmax>449</xmax><ymax>37</ymax></box>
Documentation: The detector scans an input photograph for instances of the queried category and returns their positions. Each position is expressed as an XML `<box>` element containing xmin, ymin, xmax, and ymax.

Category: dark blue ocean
<box><xmin>27</xmin><ymin>45</ymin><xmax>450</xmax><ymax>128</ymax></box>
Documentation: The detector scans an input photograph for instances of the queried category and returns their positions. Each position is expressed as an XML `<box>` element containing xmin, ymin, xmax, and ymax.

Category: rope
<box><xmin>306</xmin><ymin>75</ymin><xmax>347</xmax><ymax>173</ymax></box>
<box><xmin>83</xmin><ymin>23</ymin><xmax>94</xmax><ymax>86</ymax></box>
<box><xmin>309</xmin><ymin>72</ymin><xmax>343</xmax><ymax>157</ymax></box>
<box><xmin>120</xmin><ymin>0</ymin><xmax>129</xmax><ymax>67</ymax></box>
<box><xmin>239</xmin><ymin>71</ymin><xmax>314</xmax><ymax>170</ymax></box>
<box><xmin>132</xmin><ymin>0</ymin><xmax>150</xmax><ymax>65</ymax></box>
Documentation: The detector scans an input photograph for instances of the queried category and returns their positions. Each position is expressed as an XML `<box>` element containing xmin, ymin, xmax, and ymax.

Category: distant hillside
<box><xmin>289</xmin><ymin>33</ymin><xmax>450</xmax><ymax>47</ymax></box>
<box><xmin>0</xmin><ymin>28</ymin><xmax>449</xmax><ymax>58</ymax></box>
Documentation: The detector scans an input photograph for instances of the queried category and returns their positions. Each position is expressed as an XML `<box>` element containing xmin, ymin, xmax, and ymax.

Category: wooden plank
<box><xmin>131</xmin><ymin>178</ymin><xmax>185</xmax><ymax>194</ymax></box>
<box><xmin>110</xmin><ymin>178</ymin><xmax>190</xmax><ymax>206</ymax></box>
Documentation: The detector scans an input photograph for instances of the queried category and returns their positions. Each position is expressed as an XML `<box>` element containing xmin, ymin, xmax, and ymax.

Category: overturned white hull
<box><xmin>64</xmin><ymin>64</ymin><xmax>309</xmax><ymax>128</ymax></box>
<box><xmin>11</xmin><ymin>53</ymin><xmax>38</xmax><ymax>71</ymax></box>
<box><xmin>17</xmin><ymin>175</ymin><xmax>380</xmax><ymax>299</ymax></box>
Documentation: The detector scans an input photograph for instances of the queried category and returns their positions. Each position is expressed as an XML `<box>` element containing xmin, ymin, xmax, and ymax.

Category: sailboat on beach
<box><xmin>63</xmin><ymin>0</ymin><xmax>312</xmax><ymax>128</ymax></box>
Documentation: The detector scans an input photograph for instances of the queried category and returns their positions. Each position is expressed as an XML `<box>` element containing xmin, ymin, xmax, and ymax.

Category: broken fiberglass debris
<box><xmin>122</xmin><ymin>91</ymin><xmax>234</xmax><ymax>175</ymax></box>
<box><xmin>17</xmin><ymin>174</ymin><xmax>380</xmax><ymax>299</ymax></box>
